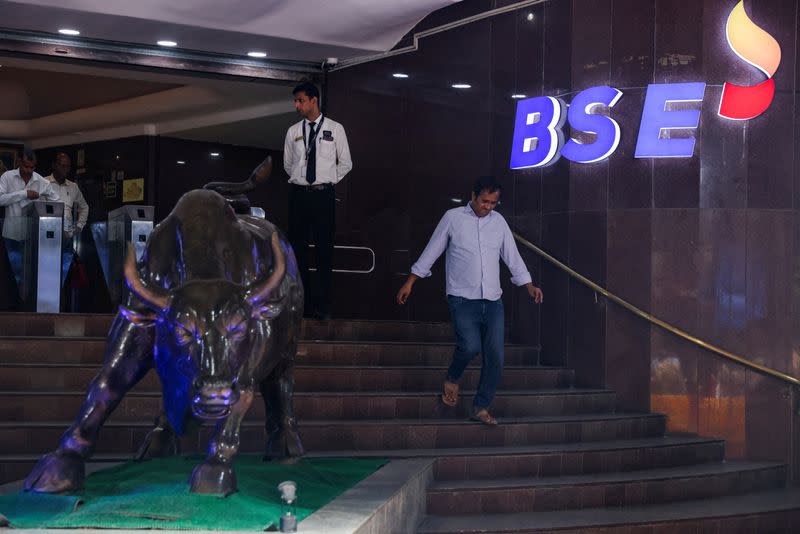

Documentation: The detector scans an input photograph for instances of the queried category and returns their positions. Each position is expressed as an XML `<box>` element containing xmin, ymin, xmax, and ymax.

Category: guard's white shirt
<box><xmin>283</xmin><ymin>114</ymin><xmax>352</xmax><ymax>185</ymax></box>
<box><xmin>411</xmin><ymin>205</ymin><xmax>532</xmax><ymax>301</ymax></box>
<box><xmin>0</xmin><ymin>169</ymin><xmax>60</xmax><ymax>240</ymax></box>
<box><xmin>45</xmin><ymin>175</ymin><xmax>89</xmax><ymax>235</ymax></box>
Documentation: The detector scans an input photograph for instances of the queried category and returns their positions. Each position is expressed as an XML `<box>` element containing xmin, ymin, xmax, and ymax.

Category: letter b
<box><xmin>509</xmin><ymin>96</ymin><xmax>566</xmax><ymax>169</ymax></box>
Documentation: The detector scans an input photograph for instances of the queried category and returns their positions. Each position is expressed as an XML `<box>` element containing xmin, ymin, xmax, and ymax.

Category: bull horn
<box><xmin>124</xmin><ymin>242</ymin><xmax>169</xmax><ymax>311</ymax></box>
<box><xmin>203</xmin><ymin>156</ymin><xmax>272</xmax><ymax>195</ymax></box>
<box><xmin>247</xmin><ymin>232</ymin><xmax>286</xmax><ymax>306</ymax></box>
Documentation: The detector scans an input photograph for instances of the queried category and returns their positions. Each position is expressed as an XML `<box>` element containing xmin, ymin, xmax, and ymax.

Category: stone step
<box><xmin>0</xmin><ymin>389</ymin><xmax>615</xmax><ymax>422</ymax></box>
<box><xmin>0</xmin><ymin>438</ymin><xmax>723</xmax><ymax>486</ymax></box>
<box><xmin>417</xmin><ymin>489</ymin><xmax>800</xmax><ymax>533</ymax></box>
<box><xmin>0</xmin><ymin>338</ymin><xmax>540</xmax><ymax>366</ymax></box>
<box><xmin>426</xmin><ymin>461</ymin><xmax>787</xmax><ymax>515</ymax></box>
<box><xmin>0</xmin><ymin>313</ymin><xmax>459</xmax><ymax>342</ymax></box>
<box><xmin>0</xmin><ymin>364</ymin><xmax>573</xmax><ymax>392</ymax></box>
<box><xmin>429</xmin><ymin>436</ymin><xmax>726</xmax><ymax>480</ymax></box>
<box><xmin>0</xmin><ymin>413</ymin><xmax>666</xmax><ymax>455</ymax></box>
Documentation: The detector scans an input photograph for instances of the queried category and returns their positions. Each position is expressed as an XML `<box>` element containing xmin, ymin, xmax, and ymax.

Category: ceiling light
<box><xmin>176</xmin><ymin>160</ymin><xmax>186</xmax><ymax>165</ymax></box>
<box><xmin>247</xmin><ymin>51</ymin><xmax>267</xmax><ymax>58</ymax></box>
<box><xmin>526</xmin><ymin>12</ymin><xmax>535</xmax><ymax>22</ymax></box>
<box><xmin>210</xmin><ymin>152</ymin><xmax>220</xmax><ymax>157</ymax></box>
<box><xmin>450</xmin><ymin>198</ymin><xmax>462</xmax><ymax>203</ymax></box>
<box><xmin>451</xmin><ymin>83</ymin><xmax>471</xmax><ymax>89</ymax></box>
<box><xmin>511</xmin><ymin>94</ymin><xmax>527</xmax><ymax>99</ymax></box>
<box><xmin>157</xmin><ymin>40</ymin><xmax>178</xmax><ymax>47</ymax></box>
<box><xmin>58</xmin><ymin>28</ymin><xmax>80</xmax><ymax>36</ymax></box>
<box><xmin>392</xmin><ymin>73</ymin><xmax>409</xmax><ymax>78</ymax></box>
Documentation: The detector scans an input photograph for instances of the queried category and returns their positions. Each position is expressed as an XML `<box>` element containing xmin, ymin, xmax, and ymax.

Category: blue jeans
<box><xmin>446</xmin><ymin>295</ymin><xmax>505</xmax><ymax>409</ymax></box>
<box><xmin>61</xmin><ymin>246</ymin><xmax>74</xmax><ymax>286</ymax></box>
<box><xmin>4</xmin><ymin>238</ymin><xmax>23</xmax><ymax>288</ymax></box>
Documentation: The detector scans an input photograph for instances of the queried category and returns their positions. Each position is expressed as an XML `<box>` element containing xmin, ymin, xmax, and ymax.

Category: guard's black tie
<box><xmin>306</xmin><ymin>121</ymin><xmax>317</xmax><ymax>184</ymax></box>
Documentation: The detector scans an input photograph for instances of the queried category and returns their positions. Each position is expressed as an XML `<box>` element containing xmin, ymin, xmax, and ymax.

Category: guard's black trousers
<box><xmin>288</xmin><ymin>184</ymin><xmax>335</xmax><ymax>317</ymax></box>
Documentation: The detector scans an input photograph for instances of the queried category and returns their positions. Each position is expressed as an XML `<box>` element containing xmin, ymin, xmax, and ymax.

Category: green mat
<box><xmin>0</xmin><ymin>456</ymin><xmax>387</xmax><ymax>530</ymax></box>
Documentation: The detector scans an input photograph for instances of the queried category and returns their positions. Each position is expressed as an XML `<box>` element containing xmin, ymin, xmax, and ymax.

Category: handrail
<box><xmin>513</xmin><ymin>231</ymin><xmax>800</xmax><ymax>388</ymax></box>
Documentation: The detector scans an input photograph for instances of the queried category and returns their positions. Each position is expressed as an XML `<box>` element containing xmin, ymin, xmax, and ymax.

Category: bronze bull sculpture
<box><xmin>25</xmin><ymin>157</ymin><xmax>304</xmax><ymax>496</ymax></box>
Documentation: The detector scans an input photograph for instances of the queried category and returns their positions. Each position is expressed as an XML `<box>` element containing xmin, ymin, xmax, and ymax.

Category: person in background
<box><xmin>396</xmin><ymin>176</ymin><xmax>543</xmax><ymax>425</ymax></box>
<box><xmin>283</xmin><ymin>82</ymin><xmax>352</xmax><ymax>319</ymax></box>
<box><xmin>0</xmin><ymin>147</ymin><xmax>60</xmax><ymax>288</ymax></box>
<box><xmin>45</xmin><ymin>152</ymin><xmax>89</xmax><ymax>284</ymax></box>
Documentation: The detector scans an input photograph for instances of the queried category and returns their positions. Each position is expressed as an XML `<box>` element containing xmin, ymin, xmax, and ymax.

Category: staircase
<box><xmin>1</xmin><ymin>313</ymin><xmax>798</xmax><ymax>532</ymax></box>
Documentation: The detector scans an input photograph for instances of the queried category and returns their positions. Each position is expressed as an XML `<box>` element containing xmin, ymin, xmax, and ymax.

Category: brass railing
<box><xmin>513</xmin><ymin>232</ymin><xmax>800</xmax><ymax>388</ymax></box>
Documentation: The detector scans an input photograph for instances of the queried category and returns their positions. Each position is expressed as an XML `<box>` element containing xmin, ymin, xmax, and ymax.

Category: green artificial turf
<box><xmin>0</xmin><ymin>455</ymin><xmax>386</xmax><ymax>530</ymax></box>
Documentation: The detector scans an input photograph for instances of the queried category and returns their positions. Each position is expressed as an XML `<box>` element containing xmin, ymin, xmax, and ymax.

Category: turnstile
<box><xmin>107</xmin><ymin>205</ymin><xmax>154</xmax><ymax>304</ymax></box>
<box><xmin>22</xmin><ymin>201</ymin><xmax>64</xmax><ymax>313</ymax></box>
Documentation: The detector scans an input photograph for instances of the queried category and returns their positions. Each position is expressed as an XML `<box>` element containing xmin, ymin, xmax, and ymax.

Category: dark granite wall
<box><xmin>325</xmin><ymin>0</ymin><xmax>800</xmax><ymax>473</ymax></box>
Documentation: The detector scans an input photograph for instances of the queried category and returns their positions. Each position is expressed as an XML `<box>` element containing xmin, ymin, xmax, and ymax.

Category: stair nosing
<box><xmin>0</xmin><ymin>412</ymin><xmax>665</xmax><ymax>429</ymax></box>
<box><xmin>418</xmin><ymin>489</ymin><xmax>800</xmax><ymax>532</ymax></box>
<box><xmin>0</xmin><ymin>388</ymin><xmax>612</xmax><ymax>397</ymax></box>
<box><xmin>429</xmin><ymin>461</ymin><xmax>786</xmax><ymax>491</ymax></box>
<box><xmin>0</xmin><ymin>437</ymin><xmax>727</xmax><ymax>462</ymax></box>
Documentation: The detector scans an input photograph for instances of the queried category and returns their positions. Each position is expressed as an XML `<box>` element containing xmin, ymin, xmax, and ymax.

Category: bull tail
<box><xmin>203</xmin><ymin>156</ymin><xmax>272</xmax><ymax>196</ymax></box>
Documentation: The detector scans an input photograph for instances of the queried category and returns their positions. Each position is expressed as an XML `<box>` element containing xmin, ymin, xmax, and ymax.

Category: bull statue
<box><xmin>25</xmin><ymin>157</ymin><xmax>304</xmax><ymax>496</ymax></box>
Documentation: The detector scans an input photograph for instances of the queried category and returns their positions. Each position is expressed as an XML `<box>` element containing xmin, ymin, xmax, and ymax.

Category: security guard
<box><xmin>283</xmin><ymin>82</ymin><xmax>352</xmax><ymax>319</ymax></box>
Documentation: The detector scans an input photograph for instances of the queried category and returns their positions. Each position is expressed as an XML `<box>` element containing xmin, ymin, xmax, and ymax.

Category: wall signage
<box><xmin>510</xmin><ymin>1</ymin><xmax>782</xmax><ymax>169</ymax></box>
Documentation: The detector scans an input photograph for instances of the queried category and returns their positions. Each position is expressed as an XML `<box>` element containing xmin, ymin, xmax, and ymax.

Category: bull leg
<box><xmin>261</xmin><ymin>360</ymin><xmax>305</xmax><ymax>461</ymax></box>
<box><xmin>135</xmin><ymin>413</ymin><xmax>179</xmax><ymax>460</ymax></box>
<box><xmin>25</xmin><ymin>315</ymin><xmax>155</xmax><ymax>493</ymax></box>
<box><xmin>189</xmin><ymin>390</ymin><xmax>254</xmax><ymax>496</ymax></box>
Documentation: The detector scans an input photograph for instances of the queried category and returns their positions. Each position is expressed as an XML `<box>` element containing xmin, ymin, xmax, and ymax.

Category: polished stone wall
<box><xmin>326</xmin><ymin>0</ymin><xmax>800</xmax><ymax>473</ymax></box>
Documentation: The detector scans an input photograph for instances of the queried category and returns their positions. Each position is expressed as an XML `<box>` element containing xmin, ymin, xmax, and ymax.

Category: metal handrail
<box><xmin>513</xmin><ymin>231</ymin><xmax>800</xmax><ymax>388</ymax></box>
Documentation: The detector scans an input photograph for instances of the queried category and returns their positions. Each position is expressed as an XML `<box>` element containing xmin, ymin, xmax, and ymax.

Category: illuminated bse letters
<box><xmin>509</xmin><ymin>83</ymin><xmax>708</xmax><ymax>169</ymax></box>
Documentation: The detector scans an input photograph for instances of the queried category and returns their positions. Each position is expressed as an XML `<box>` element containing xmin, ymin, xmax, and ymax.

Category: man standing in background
<box><xmin>283</xmin><ymin>82</ymin><xmax>352</xmax><ymax>319</ymax></box>
<box><xmin>0</xmin><ymin>147</ymin><xmax>60</xmax><ymax>288</ymax></box>
<box><xmin>45</xmin><ymin>152</ymin><xmax>89</xmax><ymax>284</ymax></box>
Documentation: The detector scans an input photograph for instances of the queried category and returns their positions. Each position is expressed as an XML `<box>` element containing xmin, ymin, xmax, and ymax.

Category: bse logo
<box><xmin>509</xmin><ymin>0</ymin><xmax>782</xmax><ymax>169</ymax></box>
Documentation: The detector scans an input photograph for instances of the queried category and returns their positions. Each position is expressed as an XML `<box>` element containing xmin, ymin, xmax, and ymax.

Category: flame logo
<box><xmin>718</xmin><ymin>1</ymin><xmax>781</xmax><ymax>120</ymax></box>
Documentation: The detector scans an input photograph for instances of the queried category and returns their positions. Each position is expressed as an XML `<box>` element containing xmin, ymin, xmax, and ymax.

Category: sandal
<box><xmin>441</xmin><ymin>381</ymin><xmax>459</xmax><ymax>407</ymax></box>
<box><xmin>470</xmin><ymin>408</ymin><xmax>498</xmax><ymax>426</ymax></box>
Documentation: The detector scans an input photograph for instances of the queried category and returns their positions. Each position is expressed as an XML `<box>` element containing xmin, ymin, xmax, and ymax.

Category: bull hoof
<box><xmin>24</xmin><ymin>451</ymin><xmax>85</xmax><ymax>493</ymax></box>
<box><xmin>189</xmin><ymin>463</ymin><xmax>237</xmax><ymax>496</ymax></box>
<box><xmin>264</xmin><ymin>429</ymin><xmax>305</xmax><ymax>461</ymax></box>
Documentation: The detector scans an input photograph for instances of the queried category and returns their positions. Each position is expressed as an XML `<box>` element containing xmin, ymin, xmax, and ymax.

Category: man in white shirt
<box><xmin>45</xmin><ymin>152</ymin><xmax>89</xmax><ymax>284</ymax></box>
<box><xmin>283</xmin><ymin>82</ymin><xmax>352</xmax><ymax>319</ymax></box>
<box><xmin>396</xmin><ymin>176</ymin><xmax>543</xmax><ymax>425</ymax></box>
<box><xmin>0</xmin><ymin>147</ymin><xmax>60</xmax><ymax>287</ymax></box>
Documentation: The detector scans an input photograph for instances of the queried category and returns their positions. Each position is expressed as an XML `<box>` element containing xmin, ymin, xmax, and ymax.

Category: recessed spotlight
<box><xmin>392</xmin><ymin>73</ymin><xmax>409</xmax><ymax>78</ymax></box>
<box><xmin>451</xmin><ymin>83</ymin><xmax>471</xmax><ymax>89</ymax></box>
<box><xmin>58</xmin><ymin>28</ymin><xmax>80</xmax><ymax>36</ymax></box>
<box><xmin>157</xmin><ymin>40</ymin><xmax>178</xmax><ymax>47</ymax></box>
<box><xmin>210</xmin><ymin>152</ymin><xmax>220</xmax><ymax>157</ymax></box>
<box><xmin>450</xmin><ymin>198</ymin><xmax>462</xmax><ymax>203</ymax></box>
<box><xmin>176</xmin><ymin>160</ymin><xmax>186</xmax><ymax>165</ymax></box>
<box><xmin>526</xmin><ymin>12</ymin><xmax>535</xmax><ymax>22</ymax></box>
<box><xmin>511</xmin><ymin>94</ymin><xmax>527</xmax><ymax>99</ymax></box>
<box><xmin>247</xmin><ymin>51</ymin><xmax>267</xmax><ymax>58</ymax></box>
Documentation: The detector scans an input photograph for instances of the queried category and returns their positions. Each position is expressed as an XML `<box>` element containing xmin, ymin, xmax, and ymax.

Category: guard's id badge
<box><xmin>322</xmin><ymin>130</ymin><xmax>333</xmax><ymax>141</ymax></box>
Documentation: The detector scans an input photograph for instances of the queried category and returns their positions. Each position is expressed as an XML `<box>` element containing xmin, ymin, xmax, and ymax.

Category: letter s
<box><xmin>561</xmin><ymin>86</ymin><xmax>623</xmax><ymax>164</ymax></box>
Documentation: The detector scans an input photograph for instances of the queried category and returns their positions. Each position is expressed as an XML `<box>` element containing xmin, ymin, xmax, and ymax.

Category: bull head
<box><xmin>121</xmin><ymin>233</ymin><xmax>287</xmax><ymax>420</ymax></box>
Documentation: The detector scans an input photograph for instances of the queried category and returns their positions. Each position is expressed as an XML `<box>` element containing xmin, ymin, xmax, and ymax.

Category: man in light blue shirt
<box><xmin>396</xmin><ymin>176</ymin><xmax>543</xmax><ymax>425</ymax></box>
